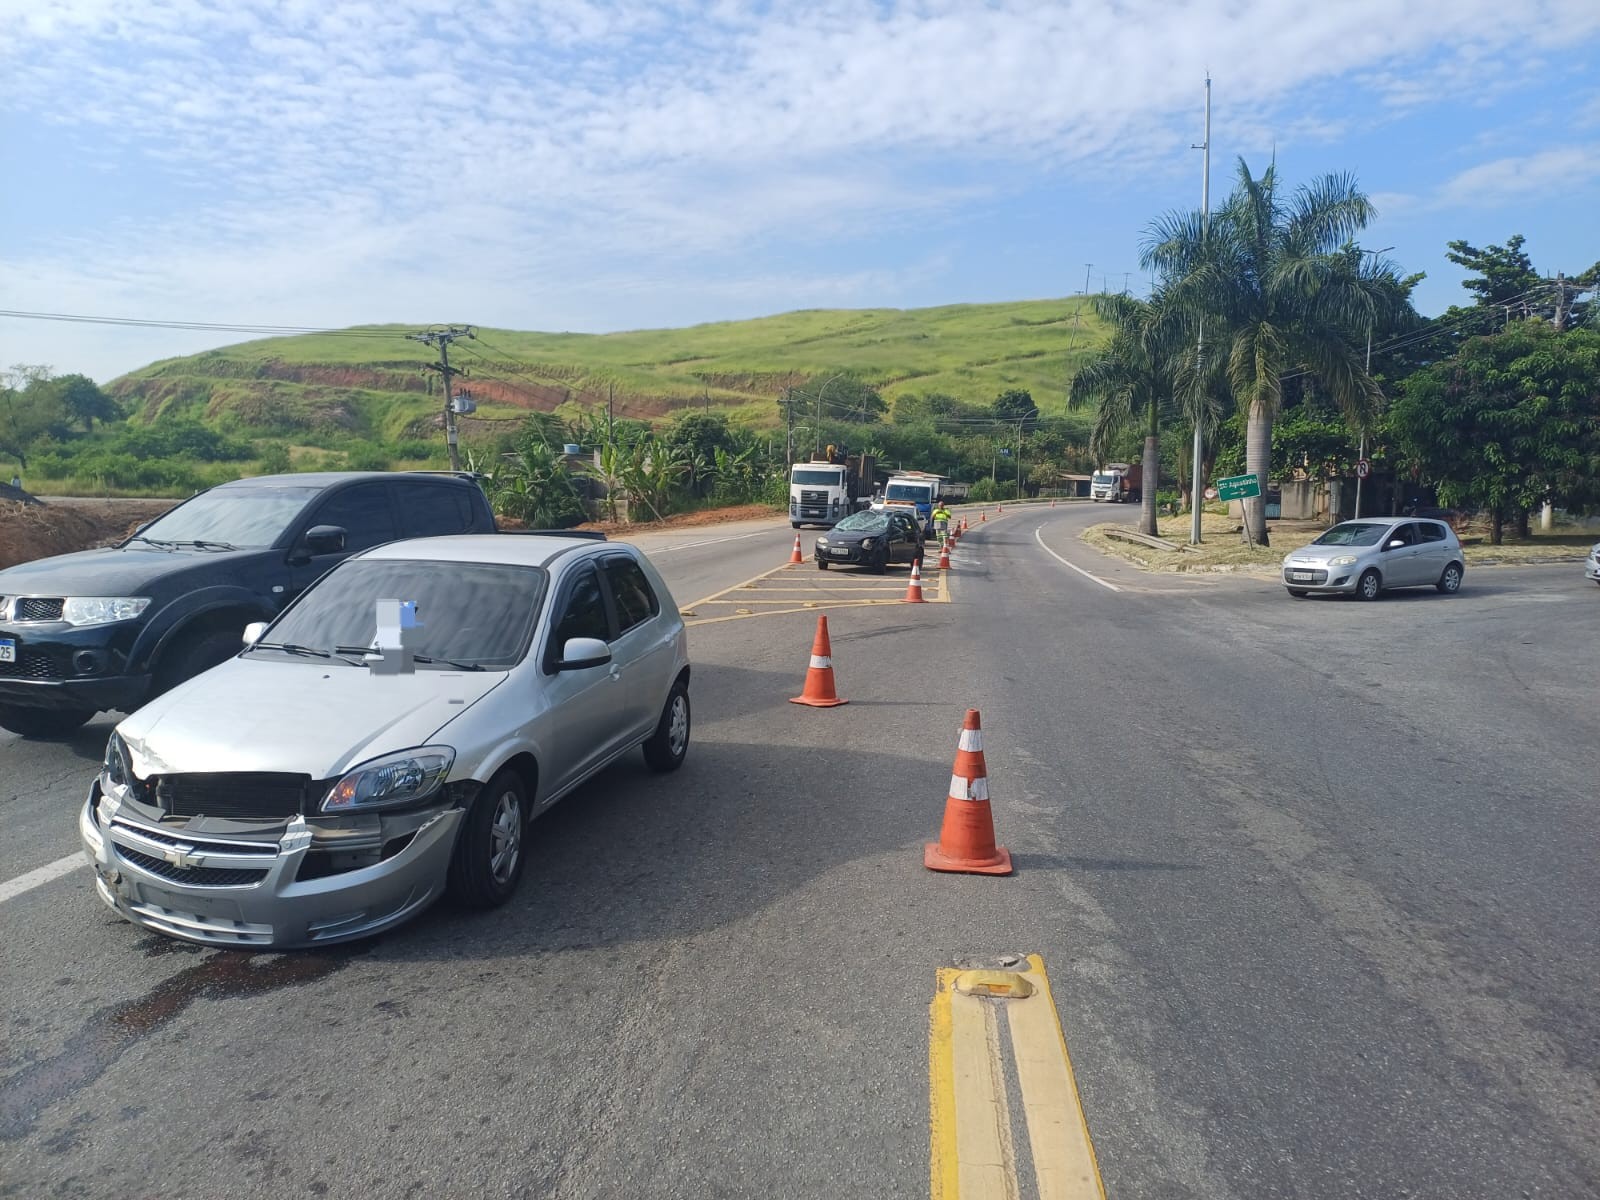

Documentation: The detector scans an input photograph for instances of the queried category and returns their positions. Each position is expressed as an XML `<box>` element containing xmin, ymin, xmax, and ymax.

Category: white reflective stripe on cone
<box><xmin>810</xmin><ymin>655</ymin><xmax>831</xmax><ymax>669</ymax></box>
<box><xmin>948</xmin><ymin>774</ymin><xmax>989</xmax><ymax>802</ymax></box>
<box><xmin>958</xmin><ymin>729</ymin><xmax>983</xmax><ymax>752</ymax></box>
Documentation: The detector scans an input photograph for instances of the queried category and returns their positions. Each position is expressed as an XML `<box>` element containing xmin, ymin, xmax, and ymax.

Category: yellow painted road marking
<box><xmin>930</xmin><ymin>955</ymin><xmax>1105</xmax><ymax>1200</ymax></box>
<box><xmin>682</xmin><ymin>553</ymin><xmax>949</xmax><ymax>624</ymax></box>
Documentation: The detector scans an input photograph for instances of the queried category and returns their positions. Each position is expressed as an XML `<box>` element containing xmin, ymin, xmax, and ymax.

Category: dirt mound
<box><xmin>0</xmin><ymin>483</ymin><xmax>40</xmax><ymax>505</ymax></box>
<box><xmin>0</xmin><ymin>500</ymin><xmax>176</xmax><ymax>572</ymax></box>
<box><xmin>576</xmin><ymin>503</ymin><xmax>780</xmax><ymax>534</ymax></box>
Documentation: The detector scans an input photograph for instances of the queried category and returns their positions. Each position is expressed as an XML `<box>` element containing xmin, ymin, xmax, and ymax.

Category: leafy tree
<box><xmin>0</xmin><ymin>375</ymin><xmax>71</xmax><ymax>470</ymax></box>
<box><xmin>1390</xmin><ymin>321</ymin><xmax>1600</xmax><ymax>542</ymax></box>
<box><xmin>1146</xmin><ymin>160</ymin><xmax>1400</xmax><ymax>544</ymax></box>
<box><xmin>992</xmin><ymin>388</ymin><xmax>1039</xmax><ymax>432</ymax></box>
<box><xmin>1446</xmin><ymin>235</ymin><xmax>1540</xmax><ymax>310</ymax></box>
<box><xmin>52</xmin><ymin>375</ymin><xmax>120</xmax><ymax>431</ymax></box>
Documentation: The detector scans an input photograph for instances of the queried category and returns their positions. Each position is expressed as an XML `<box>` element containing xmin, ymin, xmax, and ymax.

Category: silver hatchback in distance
<box><xmin>1281</xmin><ymin>518</ymin><xmax>1466</xmax><ymax>600</ymax></box>
<box><xmin>79</xmin><ymin>533</ymin><xmax>691</xmax><ymax>948</ymax></box>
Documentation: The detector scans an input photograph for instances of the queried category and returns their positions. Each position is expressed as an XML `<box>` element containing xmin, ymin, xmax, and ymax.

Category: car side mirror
<box><xmin>304</xmin><ymin>524</ymin><xmax>347</xmax><ymax>555</ymax></box>
<box><xmin>1387</xmin><ymin>539</ymin><xmax>1404</xmax><ymax>549</ymax></box>
<box><xmin>557</xmin><ymin>637</ymin><xmax>611</xmax><ymax>671</ymax></box>
<box><xmin>242</xmin><ymin>621</ymin><xmax>269</xmax><ymax>647</ymax></box>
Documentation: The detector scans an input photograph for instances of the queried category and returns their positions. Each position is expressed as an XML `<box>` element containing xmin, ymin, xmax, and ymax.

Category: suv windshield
<box><xmin>259</xmin><ymin>559</ymin><xmax>548</xmax><ymax>669</ymax></box>
<box><xmin>835</xmin><ymin>511</ymin><xmax>890</xmax><ymax>533</ymax></box>
<box><xmin>133</xmin><ymin>487</ymin><xmax>320</xmax><ymax>548</ymax></box>
<box><xmin>1313</xmin><ymin>522</ymin><xmax>1390</xmax><ymax>547</ymax></box>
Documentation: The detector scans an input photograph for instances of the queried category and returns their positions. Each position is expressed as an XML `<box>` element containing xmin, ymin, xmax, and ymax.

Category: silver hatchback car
<box><xmin>79</xmin><ymin>533</ymin><xmax>691</xmax><ymax>948</ymax></box>
<box><xmin>1281</xmin><ymin>518</ymin><xmax>1466</xmax><ymax>600</ymax></box>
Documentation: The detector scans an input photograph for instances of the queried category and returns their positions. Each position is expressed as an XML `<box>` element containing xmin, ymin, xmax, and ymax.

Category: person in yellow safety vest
<box><xmin>932</xmin><ymin>503</ymin><xmax>952</xmax><ymax>540</ymax></box>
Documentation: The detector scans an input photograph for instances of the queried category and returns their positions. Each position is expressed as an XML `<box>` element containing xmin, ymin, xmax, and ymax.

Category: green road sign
<box><xmin>1216</xmin><ymin>473</ymin><xmax>1261</xmax><ymax>502</ymax></box>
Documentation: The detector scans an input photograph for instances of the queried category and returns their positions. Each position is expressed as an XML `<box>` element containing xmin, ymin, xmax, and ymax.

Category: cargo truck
<box><xmin>874</xmin><ymin>471</ymin><xmax>945</xmax><ymax>536</ymax></box>
<box><xmin>1090</xmin><ymin>463</ymin><xmax>1143</xmax><ymax>503</ymax></box>
<box><xmin>789</xmin><ymin>453</ymin><xmax>877</xmax><ymax>528</ymax></box>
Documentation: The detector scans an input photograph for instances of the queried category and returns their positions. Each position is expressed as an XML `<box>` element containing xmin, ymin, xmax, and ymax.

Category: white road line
<box><xmin>0</xmin><ymin>853</ymin><xmax>86</xmax><ymax>904</ymax></box>
<box><xmin>641</xmin><ymin>529</ymin><xmax>777</xmax><ymax>555</ymax></box>
<box><xmin>1034</xmin><ymin>526</ymin><xmax>1122</xmax><ymax>592</ymax></box>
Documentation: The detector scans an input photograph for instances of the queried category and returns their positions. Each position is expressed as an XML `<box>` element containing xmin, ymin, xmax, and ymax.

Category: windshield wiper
<box><xmin>122</xmin><ymin>535</ymin><xmax>178</xmax><ymax>550</ymax></box>
<box><xmin>169</xmin><ymin>539</ymin><xmax>239</xmax><ymax>551</ymax></box>
<box><xmin>412</xmin><ymin>654</ymin><xmax>485</xmax><ymax>672</ymax></box>
<box><xmin>253</xmin><ymin>641</ymin><xmax>365</xmax><ymax>666</ymax></box>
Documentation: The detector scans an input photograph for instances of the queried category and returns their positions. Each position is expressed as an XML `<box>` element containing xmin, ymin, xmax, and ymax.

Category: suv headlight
<box><xmin>322</xmin><ymin>746</ymin><xmax>454</xmax><ymax>813</ymax></box>
<box><xmin>1329</xmin><ymin>555</ymin><xmax>1358</xmax><ymax>566</ymax></box>
<box><xmin>861</xmin><ymin>538</ymin><xmax>877</xmax><ymax>549</ymax></box>
<box><xmin>64</xmin><ymin>597</ymin><xmax>151</xmax><ymax>626</ymax></box>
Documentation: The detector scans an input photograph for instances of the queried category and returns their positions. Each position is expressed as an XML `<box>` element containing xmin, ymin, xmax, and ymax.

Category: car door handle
<box><xmin>608</xmin><ymin>665</ymin><xmax>622</xmax><ymax>681</ymax></box>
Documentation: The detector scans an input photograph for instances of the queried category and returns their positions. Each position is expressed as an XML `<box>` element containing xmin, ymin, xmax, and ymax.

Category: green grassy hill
<box><xmin>108</xmin><ymin>297</ymin><xmax>1109</xmax><ymax>443</ymax></box>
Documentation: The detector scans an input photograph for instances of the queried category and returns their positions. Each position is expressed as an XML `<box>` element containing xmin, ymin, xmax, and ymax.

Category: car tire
<box><xmin>0</xmin><ymin>705</ymin><xmax>96</xmax><ymax>739</ymax></box>
<box><xmin>1436</xmin><ymin>563</ymin><xmax>1464</xmax><ymax>594</ymax></box>
<box><xmin>155</xmin><ymin>627</ymin><xmax>245</xmax><ymax>695</ymax></box>
<box><xmin>1287</xmin><ymin>589</ymin><xmax>1309</xmax><ymax>598</ymax></box>
<box><xmin>642</xmin><ymin>679</ymin><xmax>691</xmax><ymax>773</ymax></box>
<box><xmin>447</xmin><ymin>766</ymin><xmax>529</xmax><ymax>909</ymax></box>
<box><xmin>817</xmin><ymin>560</ymin><xmax>829</xmax><ymax>570</ymax></box>
<box><xmin>791</xmin><ymin>522</ymin><xmax>802</xmax><ymax>529</ymax></box>
<box><xmin>1356</xmin><ymin>569</ymin><xmax>1382</xmax><ymax>601</ymax></box>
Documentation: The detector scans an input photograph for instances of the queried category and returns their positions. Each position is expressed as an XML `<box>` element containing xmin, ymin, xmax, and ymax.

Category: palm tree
<box><xmin>1146</xmin><ymin>160</ymin><xmax>1393</xmax><ymax>544</ymax></box>
<box><xmin>1068</xmin><ymin>292</ymin><xmax>1187</xmax><ymax>537</ymax></box>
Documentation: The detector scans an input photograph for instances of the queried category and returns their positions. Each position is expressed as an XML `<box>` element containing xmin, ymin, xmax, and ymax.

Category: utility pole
<box><xmin>606</xmin><ymin>380</ymin><xmax>616</xmax><ymax>445</ymax></box>
<box><xmin>1190</xmin><ymin>73</ymin><xmax>1210</xmax><ymax>545</ymax></box>
<box><xmin>1083</xmin><ymin>264</ymin><xmax>1093</xmax><ymax>295</ymax></box>
<box><xmin>1015</xmin><ymin>417</ymin><xmax>1024</xmax><ymax>497</ymax></box>
<box><xmin>407</xmin><ymin>326</ymin><xmax>475</xmax><ymax>471</ymax></box>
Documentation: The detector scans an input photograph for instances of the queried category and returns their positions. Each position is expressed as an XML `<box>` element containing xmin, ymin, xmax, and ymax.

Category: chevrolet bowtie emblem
<box><xmin>163</xmin><ymin>843</ymin><xmax>202</xmax><ymax>870</ymax></box>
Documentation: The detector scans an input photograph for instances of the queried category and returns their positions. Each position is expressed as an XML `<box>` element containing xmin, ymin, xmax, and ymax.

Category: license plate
<box><xmin>0</xmin><ymin>639</ymin><xmax>14</xmax><ymax>663</ymax></box>
<box><xmin>1291</xmin><ymin>571</ymin><xmax>1314</xmax><ymax>581</ymax></box>
<box><xmin>830</xmin><ymin>547</ymin><xmax>850</xmax><ymax>557</ymax></box>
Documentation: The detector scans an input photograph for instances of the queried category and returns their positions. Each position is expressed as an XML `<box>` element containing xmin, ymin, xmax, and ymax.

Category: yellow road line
<box><xmin>930</xmin><ymin>956</ymin><xmax>1105</xmax><ymax>1200</ymax></box>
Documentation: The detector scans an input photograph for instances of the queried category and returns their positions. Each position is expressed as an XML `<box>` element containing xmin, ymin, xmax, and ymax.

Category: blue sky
<box><xmin>2</xmin><ymin>0</ymin><xmax>1598</xmax><ymax>383</ymax></box>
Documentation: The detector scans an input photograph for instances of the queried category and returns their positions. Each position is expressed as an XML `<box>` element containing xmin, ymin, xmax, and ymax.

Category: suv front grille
<box><xmin>0</xmin><ymin>646</ymin><xmax>68</xmax><ymax>680</ymax></box>
<box><xmin>16</xmin><ymin>598</ymin><xmax>65</xmax><ymax>621</ymax></box>
<box><xmin>115</xmin><ymin>846</ymin><xmax>269</xmax><ymax>888</ymax></box>
<box><xmin>153</xmin><ymin>773</ymin><xmax>312</xmax><ymax>819</ymax></box>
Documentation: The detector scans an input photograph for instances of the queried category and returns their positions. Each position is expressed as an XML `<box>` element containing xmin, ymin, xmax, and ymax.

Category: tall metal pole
<box><xmin>1355</xmin><ymin>328</ymin><xmax>1370</xmax><ymax>518</ymax></box>
<box><xmin>1190</xmin><ymin>74</ymin><xmax>1211</xmax><ymax>545</ymax></box>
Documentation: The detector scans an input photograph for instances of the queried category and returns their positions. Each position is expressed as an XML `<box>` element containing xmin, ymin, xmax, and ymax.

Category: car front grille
<box><xmin>115</xmin><ymin>846</ymin><xmax>270</xmax><ymax>888</ymax></box>
<box><xmin>0</xmin><ymin>646</ymin><xmax>68</xmax><ymax>680</ymax></box>
<box><xmin>1284</xmin><ymin>568</ymin><xmax>1329</xmax><ymax>585</ymax></box>
<box><xmin>16</xmin><ymin>598</ymin><xmax>65</xmax><ymax>621</ymax></box>
<box><xmin>152</xmin><ymin>773</ymin><xmax>312</xmax><ymax>819</ymax></box>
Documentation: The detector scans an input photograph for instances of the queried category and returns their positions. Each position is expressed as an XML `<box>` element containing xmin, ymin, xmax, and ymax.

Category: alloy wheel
<box><xmin>488</xmin><ymin>788</ymin><xmax>523</xmax><ymax>884</ymax></box>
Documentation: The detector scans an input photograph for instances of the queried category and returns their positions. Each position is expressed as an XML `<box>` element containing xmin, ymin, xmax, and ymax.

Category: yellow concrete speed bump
<box><xmin>953</xmin><ymin>970</ymin><xmax>1034</xmax><ymax>999</ymax></box>
<box><xmin>930</xmin><ymin>954</ymin><xmax>1105</xmax><ymax>1200</ymax></box>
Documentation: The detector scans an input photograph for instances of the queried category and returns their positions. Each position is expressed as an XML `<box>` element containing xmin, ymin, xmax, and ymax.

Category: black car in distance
<box><xmin>813</xmin><ymin>509</ymin><xmax>924</xmax><ymax>573</ymax></box>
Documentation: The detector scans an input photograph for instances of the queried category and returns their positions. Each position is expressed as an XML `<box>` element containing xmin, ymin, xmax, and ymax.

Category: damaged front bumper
<box><xmin>79</xmin><ymin>780</ymin><xmax>466</xmax><ymax>948</ymax></box>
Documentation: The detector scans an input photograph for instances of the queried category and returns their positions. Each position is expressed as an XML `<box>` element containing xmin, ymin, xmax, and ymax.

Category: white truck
<box><xmin>789</xmin><ymin>454</ymin><xmax>876</xmax><ymax>528</ymax></box>
<box><xmin>874</xmin><ymin>471</ymin><xmax>944</xmax><ymax>537</ymax></box>
<box><xmin>1090</xmin><ymin>462</ymin><xmax>1143</xmax><ymax>503</ymax></box>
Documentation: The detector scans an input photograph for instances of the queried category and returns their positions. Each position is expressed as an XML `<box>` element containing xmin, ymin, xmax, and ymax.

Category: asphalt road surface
<box><xmin>3</xmin><ymin>503</ymin><xmax>1597</xmax><ymax>1198</ymax></box>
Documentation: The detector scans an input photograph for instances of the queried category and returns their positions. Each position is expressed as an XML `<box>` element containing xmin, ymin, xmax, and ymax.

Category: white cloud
<box><xmin>1433</xmin><ymin>146</ymin><xmax>1600</xmax><ymax>209</ymax></box>
<box><xmin>3</xmin><ymin>0</ymin><xmax>1600</xmax><ymax>377</ymax></box>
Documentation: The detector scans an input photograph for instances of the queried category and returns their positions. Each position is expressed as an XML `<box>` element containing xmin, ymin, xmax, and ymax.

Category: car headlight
<box><xmin>322</xmin><ymin>746</ymin><xmax>455</xmax><ymax>813</ymax></box>
<box><xmin>102</xmin><ymin>732</ymin><xmax>130</xmax><ymax>789</ymax></box>
<box><xmin>63</xmin><ymin>597</ymin><xmax>151</xmax><ymax>626</ymax></box>
<box><xmin>816</xmin><ymin>537</ymin><xmax>828</xmax><ymax>546</ymax></box>
<box><xmin>1329</xmin><ymin>555</ymin><xmax>1358</xmax><ymax>566</ymax></box>
<box><xmin>861</xmin><ymin>538</ymin><xmax>877</xmax><ymax>549</ymax></box>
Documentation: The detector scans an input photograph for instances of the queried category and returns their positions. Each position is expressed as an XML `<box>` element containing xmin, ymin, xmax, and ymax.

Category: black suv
<box><xmin>0</xmin><ymin>472</ymin><xmax>496</xmax><ymax>737</ymax></box>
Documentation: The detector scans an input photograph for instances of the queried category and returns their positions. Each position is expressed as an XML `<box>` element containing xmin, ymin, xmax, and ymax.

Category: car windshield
<box><xmin>885</xmin><ymin>484</ymin><xmax>932</xmax><ymax>502</ymax></box>
<box><xmin>792</xmin><ymin>469</ymin><xmax>843</xmax><ymax>485</ymax></box>
<box><xmin>132</xmin><ymin>487</ymin><xmax>320</xmax><ymax>548</ymax></box>
<box><xmin>1312</xmin><ymin>522</ymin><xmax>1390</xmax><ymax>547</ymax></box>
<box><xmin>258</xmin><ymin>559</ymin><xmax>548</xmax><ymax>669</ymax></box>
<box><xmin>834</xmin><ymin>511</ymin><xmax>890</xmax><ymax>533</ymax></box>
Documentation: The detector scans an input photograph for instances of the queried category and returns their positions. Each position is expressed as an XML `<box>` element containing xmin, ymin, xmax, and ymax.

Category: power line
<box><xmin>0</xmin><ymin>308</ymin><xmax>406</xmax><ymax>338</ymax></box>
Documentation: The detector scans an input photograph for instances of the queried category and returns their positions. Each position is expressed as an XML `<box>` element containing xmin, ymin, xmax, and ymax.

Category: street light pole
<box><xmin>1190</xmin><ymin>73</ymin><xmax>1210</xmax><ymax>545</ymax></box>
<box><xmin>812</xmin><ymin>373</ymin><xmax>843</xmax><ymax>460</ymax></box>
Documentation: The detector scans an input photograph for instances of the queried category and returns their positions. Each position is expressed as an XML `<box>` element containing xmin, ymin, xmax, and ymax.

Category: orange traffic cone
<box><xmin>789</xmin><ymin>615</ymin><xmax>847</xmax><ymax>707</ymax></box>
<box><xmin>980</xmin><ymin>509</ymin><xmax>987</xmax><ymax>522</ymax></box>
<box><xmin>1050</xmin><ymin>499</ymin><xmax>1056</xmax><ymax>509</ymax></box>
<box><xmin>997</xmin><ymin>503</ymin><xmax>1004</xmax><ymax>513</ymax></box>
<box><xmin>788</xmin><ymin>533</ymin><xmax>804</xmax><ymax>564</ymax></box>
<box><xmin>903</xmin><ymin>558</ymin><xmax>927</xmax><ymax>603</ymax></box>
<box><xmin>924</xmin><ymin>710</ymin><xmax>1012</xmax><ymax>875</ymax></box>
<box><xmin>961</xmin><ymin>517</ymin><xmax>969</xmax><ymax>533</ymax></box>
<box><xmin>938</xmin><ymin>540</ymin><xmax>951</xmax><ymax>570</ymax></box>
